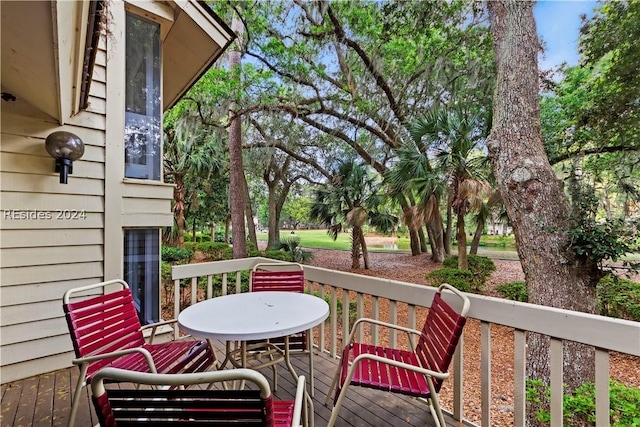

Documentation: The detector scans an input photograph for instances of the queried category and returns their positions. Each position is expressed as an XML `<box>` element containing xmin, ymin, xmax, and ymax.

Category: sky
<box><xmin>534</xmin><ymin>1</ymin><xmax>598</xmax><ymax>70</ymax></box>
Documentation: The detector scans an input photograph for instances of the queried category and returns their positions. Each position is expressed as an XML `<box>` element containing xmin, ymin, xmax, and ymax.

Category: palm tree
<box><xmin>163</xmin><ymin>124</ymin><xmax>225</xmax><ymax>247</ymax></box>
<box><xmin>310</xmin><ymin>160</ymin><xmax>397</xmax><ymax>269</ymax></box>
<box><xmin>411</xmin><ymin>108</ymin><xmax>491</xmax><ymax>270</ymax></box>
<box><xmin>385</xmin><ymin>143</ymin><xmax>447</xmax><ymax>262</ymax></box>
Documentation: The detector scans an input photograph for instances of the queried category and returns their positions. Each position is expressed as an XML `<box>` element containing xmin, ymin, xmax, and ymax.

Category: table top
<box><xmin>178</xmin><ymin>291</ymin><xmax>330</xmax><ymax>341</ymax></box>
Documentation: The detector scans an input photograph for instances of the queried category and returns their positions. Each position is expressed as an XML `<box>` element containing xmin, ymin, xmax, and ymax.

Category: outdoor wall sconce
<box><xmin>45</xmin><ymin>131</ymin><xmax>85</xmax><ymax>184</ymax></box>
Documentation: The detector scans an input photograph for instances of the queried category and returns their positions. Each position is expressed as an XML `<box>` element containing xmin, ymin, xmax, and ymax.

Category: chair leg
<box><xmin>324</xmin><ymin>358</ymin><xmax>344</xmax><ymax>406</ymax></box>
<box><xmin>326</xmin><ymin>380</ymin><xmax>350</xmax><ymax>427</ymax></box>
<box><xmin>67</xmin><ymin>364</ymin><xmax>89</xmax><ymax>427</ymax></box>
<box><xmin>428</xmin><ymin>392</ymin><xmax>446</xmax><ymax>427</ymax></box>
<box><xmin>307</xmin><ymin>331</ymin><xmax>315</xmax><ymax>398</ymax></box>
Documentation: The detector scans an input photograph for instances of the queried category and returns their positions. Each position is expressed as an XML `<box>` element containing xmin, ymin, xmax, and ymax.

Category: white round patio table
<box><xmin>178</xmin><ymin>291</ymin><xmax>329</xmax><ymax>342</ymax></box>
<box><xmin>178</xmin><ymin>291</ymin><xmax>328</xmax><ymax>427</ymax></box>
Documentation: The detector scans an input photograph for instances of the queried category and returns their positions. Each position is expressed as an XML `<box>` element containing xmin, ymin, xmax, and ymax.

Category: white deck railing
<box><xmin>171</xmin><ymin>257</ymin><xmax>640</xmax><ymax>427</ymax></box>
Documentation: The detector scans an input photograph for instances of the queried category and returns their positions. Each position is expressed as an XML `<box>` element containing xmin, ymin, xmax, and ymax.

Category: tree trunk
<box><xmin>456</xmin><ymin>213</ymin><xmax>468</xmax><ymax>270</ymax></box>
<box><xmin>469</xmin><ymin>220</ymin><xmax>484</xmax><ymax>255</ymax></box>
<box><xmin>444</xmin><ymin>192</ymin><xmax>453</xmax><ymax>256</ymax></box>
<box><xmin>192</xmin><ymin>216</ymin><xmax>197</xmax><ymax>243</ymax></box>
<box><xmin>243</xmin><ymin>175</ymin><xmax>257</xmax><ymax>249</ymax></box>
<box><xmin>360</xmin><ymin>227</ymin><xmax>370</xmax><ymax>269</ymax></box>
<box><xmin>228</xmin><ymin>16</ymin><xmax>247</xmax><ymax>258</ymax></box>
<box><xmin>351</xmin><ymin>226</ymin><xmax>362</xmax><ymax>269</ymax></box>
<box><xmin>173</xmin><ymin>174</ymin><xmax>186</xmax><ymax>247</ymax></box>
<box><xmin>427</xmin><ymin>209</ymin><xmax>445</xmax><ymax>263</ymax></box>
<box><xmin>487</xmin><ymin>0</ymin><xmax>600</xmax><ymax>406</ymax></box>
<box><xmin>267</xmin><ymin>187</ymin><xmax>281</xmax><ymax>249</ymax></box>
<box><xmin>417</xmin><ymin>227</ymin><xmax>428</xmax><ymax>253</ymax></box>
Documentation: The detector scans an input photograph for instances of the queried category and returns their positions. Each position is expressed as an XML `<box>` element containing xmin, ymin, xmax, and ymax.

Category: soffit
<box><xmin>1</xmin><ymin>1</ymin><xmax>59</xmax><ymax>120</ymax></box>
<box><xmin>162</xmin><ymin>0</ymin><xmax>235</xmax><ymax>111</ymax></box>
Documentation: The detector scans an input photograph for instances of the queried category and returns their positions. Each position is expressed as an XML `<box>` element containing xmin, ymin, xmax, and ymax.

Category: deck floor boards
<box><xmin>1</xmin><ymin>340</ymin><xmax>455</xmax><ymax>427</ymax></box>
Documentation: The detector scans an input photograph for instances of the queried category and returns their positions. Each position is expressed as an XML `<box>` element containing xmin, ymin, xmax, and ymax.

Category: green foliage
<box><xmin>161</xmin><ymin>261</ymin><xmax>172</xmax><ymax>283</ymax></box>
<box><xmin>442</xmin><ymin>254</ymin><xmax>496</xmax><ymax>291</ymax></box>
<box><xmin>568</xmin><ymin>189</ymin><xmax>639</xmax><ymax>266</ymax></box>
<box><xmin>263</xmin><ymin>250</ymin><xmax>294</xmax><ymax>262</ymax></box>
<box><xmin>527</xmin><ymin>378</ymin><xmax>640</xmax><ymax>426</ymax></box>
<box><xmin>161</xmin><ymin>246</ymin><xmax>193</xmax><ymax>263</ymax></box>
<box><xmin>276</xmin><ymin>235</ymin><xmax>313</xmax><ymax>263</ymax></box>
<box><xmin>597</xmin><ymin>275</ymin><xmax>640</xmax><ymax>321</ymax></box>
<box><xmin>425</xmin><ymin>267</ymin><xmax>472</xmax><ymax>293</ymax></box>
<box><xmin>196</xmin><ymin>242</ymin><xmax>232</xmax><ymax>260</ymax></box>
<box><xmin>495</xmin><ymin>281</ymin><xmax>529</xmax><ymax>302</ymax></box>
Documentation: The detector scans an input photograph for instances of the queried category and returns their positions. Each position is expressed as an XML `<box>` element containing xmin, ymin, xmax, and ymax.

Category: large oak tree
<box><xmin>487</xmin><ymin>0</ymin><xmax>600</xmax><ymax>405</ymax></box>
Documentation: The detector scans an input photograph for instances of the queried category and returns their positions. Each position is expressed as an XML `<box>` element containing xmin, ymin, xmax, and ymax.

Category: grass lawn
<box><xmin>256</xmin><ymin>229</ymin><xmax>518</xmax><ymax>253</ymax></box>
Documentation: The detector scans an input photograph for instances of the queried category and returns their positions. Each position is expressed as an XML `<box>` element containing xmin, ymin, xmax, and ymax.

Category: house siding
<box><xmin>0</xmin><ymin>43</ymin><xmax>108</xmax><ymax>383</ymax></box>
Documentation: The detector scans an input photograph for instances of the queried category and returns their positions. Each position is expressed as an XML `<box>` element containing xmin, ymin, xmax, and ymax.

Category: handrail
<box><xmin>170</xmin><ymin>256</ymin><xmax>640</xmax><ymax>427</ymax></box>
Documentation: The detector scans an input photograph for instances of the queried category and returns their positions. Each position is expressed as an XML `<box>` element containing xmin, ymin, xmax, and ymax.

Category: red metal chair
<box><xmin>325</xmin><ymin>283</ymin><xmax>470</xmax><ymax>427</ymax></box>
<box><xmin>63</xmin><ymin>279</ymin><xmax>216</xmax><ymax>427</ymax></box>
<box><xmin>91</xmin><ymin>367</ymin><xmax>307</xmax><ymax>426</ymax></box>
<box><xmin>228</xmin><ymin>263</ymin><xmax>316</xmax><ymax>395</ymax></box>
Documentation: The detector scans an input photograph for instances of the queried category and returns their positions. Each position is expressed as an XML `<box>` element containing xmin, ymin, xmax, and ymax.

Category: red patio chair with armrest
<box><xmin>63</xmin><ymin>279</ymin><xmax>216</xmax><ymax>427</ymax></box>
<box><xmin>228</xmin><ymin>262</ymin><xmax>317</xmax><ymax>395</ymax></box>
<box><xmin>325</xmin><ymin>283</ymin><xmax>470</xmax><ymax>427</ymax></box>
<box><xmin>90</xmin><ymin>367</ymin><xmax>307</xmax><ymax>426</ymax></box>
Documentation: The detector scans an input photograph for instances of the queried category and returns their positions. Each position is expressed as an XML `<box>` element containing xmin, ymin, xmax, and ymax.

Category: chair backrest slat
<box><xmin>416</xmin><ymin>291</ymin><xmax>467</xmax><ymax>392</ymax></box>
<box><xmin>251</xmin><ymin>270</ymin><xmax>305</xmax><ymax>293</ymax></box>
<box><xmin>93</xmin><ymin>385</ymin><xmax>275</xmax><ymax>426</ymax></box>
<box><xmin>64</xmin><ymin>289</ymin><xmax>145</xmax><ymax>360</ymax></box>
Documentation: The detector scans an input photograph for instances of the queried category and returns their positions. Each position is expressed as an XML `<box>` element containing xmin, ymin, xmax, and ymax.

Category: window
<box><xmin>124</xmin><ymin>229</ymin><xmax>160</xmax><ymax>324</ymax></box>
<box><xmin>125</xmin><ymin>13</ymin><xmax>161</xmax><ymax>181</ymax></box>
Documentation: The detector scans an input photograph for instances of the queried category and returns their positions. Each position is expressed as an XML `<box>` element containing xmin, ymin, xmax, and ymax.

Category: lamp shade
<box><xmin>45</xmin><ymin>131</ymin><xmax>85</xmax><ymax>161</ymax></box>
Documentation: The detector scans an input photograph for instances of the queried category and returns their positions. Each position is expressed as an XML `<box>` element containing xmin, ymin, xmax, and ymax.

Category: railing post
<box><xmin>550</xmin><ymin>338</ymin><xmax>563</xmax><ymax>426</ymax></box>
<box><xmin>514</xmin><ymin>329</ymin><xmax>527</xmax><ymax>427</ymax></box>
<box><xmin>481</xmin><ymin>321</ymin><xmax>492</xmax><ymax>427</ymax></box>
<box><xmin>595</xmin><ymin>348</ymin><xmax>610</xmax><ymax>427</ymax></box>
<box><xmin>453</xmin><ymin>334</ymin><xmax>464</xmax><ymax>421</ymax></box>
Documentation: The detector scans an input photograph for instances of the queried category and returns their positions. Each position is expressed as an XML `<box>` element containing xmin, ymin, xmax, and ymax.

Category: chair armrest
<box><xmin>72</xmin><ymin>347</ymin><xmax>157</xmax><ymax>373</ymax></box>
<box><xmin>292</xmin><ymin>375</ymin><xmax>306</xmax><ymax>427</ymax></box>
<box><xmin>347</xmin><ymin>353</ymin><xmax>449</xmax><ymax>397</ymax></box>
<box><xmin>345</xmin><ymin>317</ymin><xmax>422</xmax><ymax>347</ymax></box>
<box><xmin>141</xmin><ymin>319</ymin><xmax>177</xmax><ymax>343</ymax></box>
<box><xmin>352</xmin><ymin>353</ymin><xmax>449</xmax><ymax>381</ymax></box>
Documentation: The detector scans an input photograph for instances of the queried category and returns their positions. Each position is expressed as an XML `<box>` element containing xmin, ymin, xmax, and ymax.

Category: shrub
<box><xmin>161</xmin><ymin>246</ymin><xmax>193</xmax><ymax>263</ymax></box>
<box><xmin>597</xmin><ymin>274</ymin><xmax>640</xmax><ymax>321</ymax></box>
<box><xmin>263</xmin><ymin>250</ymin><xmax>294</xmax><ymax>262</ymax></box>
<box><xmin>196</xmin><ymin>242</ymin><xmax>232</xmax><ymax>260</ymax></box>
<box><xmin>527</xmin><ymin>379</ymin><xmax>640</xmax><ymax>426</ymax></box>
<box><xmin>161</xmin><ymin>261</ymin><xmax>172</xmax><ymax>282</ymax></box>
<box><xmin>496</xmin><ymin>281</ymin><xmax>528</xmax><ymax>302</ymax></box>
<box><xmin>425</xmin><ymin>267</ymin><xmax>473</xmax><ymax>292</ymax></box>
<box><xmin>276</xmin><ymin>235</ymin><xmax>313</xmax><ymax>263</ymax></box>
<box><xmin>442</xmin><ymin>254</ymin><xmax>496</xmax><ymax>292</ymax></box>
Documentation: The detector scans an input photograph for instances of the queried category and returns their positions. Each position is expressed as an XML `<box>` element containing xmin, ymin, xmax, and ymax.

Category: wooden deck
<box><xmin>1</xmin><ymin>341</ymin><xmax>457</xmax><ymax>427</ymax></box>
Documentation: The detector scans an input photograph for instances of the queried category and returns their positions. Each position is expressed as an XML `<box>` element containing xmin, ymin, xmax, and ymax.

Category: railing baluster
<box><xmin>342</xmin><ymin>289</ymin><xmax>350</xmax><ymax>344</ymax></box>
<box><xmin>356</xmin><ymin>293</ymin><xmax>364</xmax><ymax>342</ymax></box>
<box><xmin>595</xmin><ymin>348</ymin><xmax>610</xmax><ymax>427</ymax></box>
<box><xmin>453</xmin><ymin>334</ymin><xmax>464</xmax><ymax>421</ymax></box>
<box><xmin>235</xmin><ymin>271</ymin><xmax>241</xmax><ymax>293</ymax></box>
<box><xmin>317</xmin><ymin>283</ymin><xmax>326</xmax><ymax>354</ymax></box>
<box><xmin>173</xmin><ymin>278</ymin><xmax>180</xmax><ymax>339</ymax></box>
<box><xmin>550</xmin><ymin>337</ymin><xmax>563</xmax><ymax>426</ymax></box>
<box><xmin>330</xmin><ymin>286</ymin><xmax>338</xmax><ymax>357</ymax></box>
<box><xmin>388</xmin><ymin>300</ymin><xmax>398</xmax><ymax>348</ymax></box>
<box><xmin>222</xmin><ymin>273</ymin><xmax>228</xmax><ymax>295</ymax></box>
<box><xmin>371</xmin><ymin>296</ymin><xmax>379</xmax><ymax>345</ymax></box>
<box><xmin>207</xmin><ymin>275</ymin><xmax>213</xmax><ymax>299</ymax></box>
<box><xmin>514</xmin><ymin>329</ymin><xmax>526</xmax><ymax>427</ymax></box>
<box><xmin>481</xmin><ymin>321</ymin><xmax>491</xmax><ymax>427</ymax></box>
<box><xmin>191</xmin><ymin>277</ymin><xmax>198</xmax><ymax>304</ymax></box>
